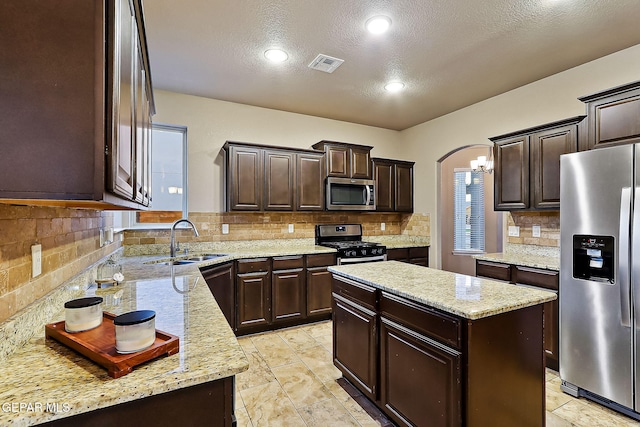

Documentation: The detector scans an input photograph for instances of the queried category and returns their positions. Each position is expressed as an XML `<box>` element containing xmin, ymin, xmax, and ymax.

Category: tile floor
<box><xmin>234</xmin><ymin>320</ymin><xmax>640</xmax><ymax>426</ymax></box>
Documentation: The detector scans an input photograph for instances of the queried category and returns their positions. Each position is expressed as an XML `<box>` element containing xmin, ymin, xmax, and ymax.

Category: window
<box><xmin>135</xmin><ymin>124</ymin><xmax>188</xmax><ymax>224</ymax></box>
<box><xmin>453</xmin><ymin>169</ymin><xmax>485</xmax><ymax>253</ymax></box>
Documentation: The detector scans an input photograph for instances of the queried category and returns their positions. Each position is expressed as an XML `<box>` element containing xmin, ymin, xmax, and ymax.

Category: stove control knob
<box><xmin>361</xmin><ymin>249</ymin><xmax>367</xmax><ymax>255</ymax></box>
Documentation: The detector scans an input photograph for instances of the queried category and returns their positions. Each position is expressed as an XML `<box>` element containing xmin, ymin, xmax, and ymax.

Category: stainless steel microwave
<box><xmin>326</xmin><ymin>177</ymin><xmax>376</xmax><ymax>211</ymax></box>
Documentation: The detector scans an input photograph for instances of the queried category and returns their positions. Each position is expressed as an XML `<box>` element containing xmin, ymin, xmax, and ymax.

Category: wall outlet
<box><xmin>288</xmin><ymin>224</ymin><xmax>294</xmax><ymax>233</ymax></box>
<box><xmin>508</xmin><ymin>226</ymin><xmax>520</xmax><ymax>237</ymax></box>
<box><xmin>106</xmin><ymin>228</ymin><xmax>114</xmax><ymax>243</ymax></box>
<box><xmin>222</xmin><ymin>224</ymin><xmax>229</xmax><ymax>234</ymax></box>
<box><xmin>532</xmin><ymin>225</ymin><xmax>541</xmax><ymax>238</ymax></box>
<box><xmin>381</xmin><ymin>222</ymin><xmax>386</xmax><ymax>231</ymax></box>
<box><xmin>31</xmin><ymin>244</ymin><xmax>42</xmax><ymax>278</ymax></box>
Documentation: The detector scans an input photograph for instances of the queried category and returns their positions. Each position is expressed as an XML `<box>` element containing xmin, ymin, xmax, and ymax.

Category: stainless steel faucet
<box><xmin>170</xmin><ymin>219</ymin><xmax>200</xmax><ymax>257</ymax></box>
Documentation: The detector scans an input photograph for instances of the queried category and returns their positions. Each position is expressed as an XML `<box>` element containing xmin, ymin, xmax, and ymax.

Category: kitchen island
<box><xmin>0</xmin><ymin>257</ymin><xmax>249</xmax><ymax>426</ymax></box>
<box><xmin>329</xmin><ymin>261</ymin><xmax>557</xmax><ymax>427</ymax></box>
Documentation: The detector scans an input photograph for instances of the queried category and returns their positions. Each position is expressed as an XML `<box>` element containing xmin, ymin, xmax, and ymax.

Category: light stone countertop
<box><xmin>473</xmin><ymin>252</ymin><xmax>559</xmax><ymax>271</ymax></box>
<box><xmin>329</xmin><ymin>261</ymin><xmax>556</xmax><ymax>320</ymax></box>
<box><xmin>0</xmin><ymin>256</ymin><xmax>249</xmax><ymax>426</ymax></box>
<box><xmin>0</xmin><ymin>238</ymin><xmax>427</xmax><ymax>425</ymax></box>
<box><xmin>362</xmin><ymin>235</ymin><xmax>430</xmax><ymax>249</ymax></box>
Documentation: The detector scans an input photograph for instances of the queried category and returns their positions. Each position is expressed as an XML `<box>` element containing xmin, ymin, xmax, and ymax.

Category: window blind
<box><xmin>453</xmin><ymin>170</ymin><xmax>485</xmax><ymax>252</ymax></box>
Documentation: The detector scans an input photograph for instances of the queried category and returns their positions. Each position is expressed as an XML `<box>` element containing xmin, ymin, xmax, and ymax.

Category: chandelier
<box><xmin>470</xmin><ymin>147</ymin><xmax>494</xmax><ymax>174</ymax></box>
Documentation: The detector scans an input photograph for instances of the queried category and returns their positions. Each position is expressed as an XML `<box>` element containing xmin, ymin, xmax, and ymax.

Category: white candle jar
<box><xmin>113</xmin><ymin>310</ymin><xmax>156</xmax><ymax>354</ymax></box>
<box><xmin>64</xmin><ymin>297</ymin><xmax>103</xmax><ymax>333</ymax></box>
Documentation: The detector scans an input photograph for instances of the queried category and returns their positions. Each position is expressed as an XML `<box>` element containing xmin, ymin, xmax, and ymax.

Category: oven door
<box><xmin>326</xmin><ymin>177</ymin><xmax>376</xmax><ymax>211</ymax></box>
<box><xmin>337</xmin><ymin>255</ymin><xmax>387</xmax><ymax>265</ymax></box>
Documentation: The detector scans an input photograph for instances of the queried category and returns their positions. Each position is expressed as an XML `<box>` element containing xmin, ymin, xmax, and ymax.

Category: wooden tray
<box><xmin>45</xmin><ymin>312</ymin><xmax>179</xmax><ymax>378</ymax></box>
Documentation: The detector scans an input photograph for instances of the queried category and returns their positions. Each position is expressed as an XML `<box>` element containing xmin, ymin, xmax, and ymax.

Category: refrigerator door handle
<box><xmin>620</xmin><ymin>187</ymin><xmax>632</xmax><ymax>327</ymax></box>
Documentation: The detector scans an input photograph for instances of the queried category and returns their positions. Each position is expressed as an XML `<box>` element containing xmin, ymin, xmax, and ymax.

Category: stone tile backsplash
<box><xmin>123</xmin><ymin>212</ymin><xmax>431</xmax><ymax>250</ymax></box>
<box><xmin>507</xmin><ymin>211</ymin><xmax>559</xmax><ymax>247</ymax></box>
<box><xmin>0</xmin><ymin>205</ymin><xmax>120</xmax><ymax>323</ymax></box>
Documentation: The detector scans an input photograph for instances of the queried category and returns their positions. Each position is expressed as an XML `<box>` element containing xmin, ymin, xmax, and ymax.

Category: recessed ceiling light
<box><xmin>384</xmin><ymin>81</ymin><xmax>404</xmax><ymax>92</ymax></box>
<box><xmin>264</xmin><ymin>49</ymin><xmax>288</xmax><ymax>63</ymax></box>
<box><xmin>366</xmin><ymin>16</ymin><xmax>392</xmax><ymax>34</ymax></box>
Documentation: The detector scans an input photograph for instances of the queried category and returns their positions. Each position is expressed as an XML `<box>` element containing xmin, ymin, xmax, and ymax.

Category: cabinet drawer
<box><xmin>409</xmin><ymin>247</ymin><xmax>428</xmax><ymax>259</ymax></box>
<box><xmin>237</xmin><ymin>258</ymin><xmax>270</xmax><ymax>274</ymax></box>
<box><xmin>476</xmin><ymin>260</ymin><xmax>511</xmax><ymax>282</ymax></box>
<box><xmin>272</xmin><ymin>255</ymin><xmax>304</xmax><ymax>270</ymax></box>
<box><xmin>332</xmin><ymin>275</ymin><xmax>377</xmax><ymax>310</ymax></box>
<box><xmin>386</xmin><ymin>248</ymin><xmax>409</xmax><ymax>261</ymax></box>
<box><xmin>513</xmin><ymin>266</ymin><xmax>558</xmax><ymax>291</ymax></box>
<box><xmin>306</xmin><ymin>253</ymin><xmax>336</xmax><ymax>268</ymax></box>
<box><xmin>380</xmin><ymin>291</ymin><xmax>461</xmax><ymax>349</ymax></box>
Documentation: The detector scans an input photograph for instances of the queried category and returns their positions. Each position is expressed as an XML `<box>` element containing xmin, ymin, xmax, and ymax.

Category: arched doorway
<box><xmin>438</xmin><ymin>145</ymin><xmax>502</xmax><ymax>275</ymax></box>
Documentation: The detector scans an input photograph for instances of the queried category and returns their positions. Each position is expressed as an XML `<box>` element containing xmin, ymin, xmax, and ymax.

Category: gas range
<box><xmin>315</xmin><ymin>224</ymin><xmax>387</xmax><ymax>264</ymax></box>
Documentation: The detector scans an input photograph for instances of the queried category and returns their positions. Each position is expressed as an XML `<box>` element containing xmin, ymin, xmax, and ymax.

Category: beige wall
<box><xmin>401</xmin><ymin>43</ymin><xmax>640</xmax><ymax>267</ymax></box>
<box><xmin>440</xmin><ymin>146</ymin><xmax>502</xmax><ymax>275</ymax></box>
<box><xmin>152</xmin><ymin>91</ymin><xmax>405</xmax><ymax>213</ymax></box>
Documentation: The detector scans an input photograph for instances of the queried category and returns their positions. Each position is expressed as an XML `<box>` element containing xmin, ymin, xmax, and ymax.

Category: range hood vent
<box><xmin>308</xmin><ymin>54</ymin><xmax>344</xmax><ymax>73</ymax></box>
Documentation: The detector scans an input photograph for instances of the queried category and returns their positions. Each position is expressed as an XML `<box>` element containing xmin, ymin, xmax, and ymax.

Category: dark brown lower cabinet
<box><xmin>272</xmin><ymin>268</ymin><xmax>305</xmax><ymax>323</ymax></box>
<box><xmin>236</xmin><ymin>271</ymin><xmax>271</xmax><ymax>332</ymax></box>
<box><xmin>306</xmin><ymin>253</ymin><xmax>337</xmax><ymax>318</ymax></box>
<box><xmin>48</xmin><ymin>377</ymin><xmax>235</xmax><ymax>426</ymax></box>
<box><xmin>332</xmin><ymin>273</ymin><xmax>546</xmax><ymax>427</ymax></box>
<box><xmin>332</xmin><ymin>293</ymin><xmax>377</xmax><ymax>401</ymax></box>
<box><xmin>386</xmin><ymin>246</ymin><xmax>429</xmax><ymax>267</ymax></box>
<box><xmin>200</xmin><ymin>262</ymin><xmax>235</xmax><ymax>328</ymax></box>
<box><xmin>380</xmin><ymin>317</ymin><xmax>461</xmax><ymax>427</ymax></box>
<box><xmin>203</xmin><ymin>254</ymin><xmax>336</xmax><ymax>336</ymax></box>
<box><xmin>307</xmin><ymin>266</ymin><xmax>333</xmax><ymax>316</ymax></box>
<box><xmin>476</xmin><ymin>259</ymin><xmax>560</xmax><ymax>370</ymax></box>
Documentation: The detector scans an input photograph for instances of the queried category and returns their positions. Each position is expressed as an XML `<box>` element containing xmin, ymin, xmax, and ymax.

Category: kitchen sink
<box><xmin>153</xmin><ymin>254</ymin><xmax>227</xmax><ymax>266</ymax></box>
<box><xmin>158</xmin><ymin>260</ymin><xmax>198</xmax><ymax>266</ymax></box>
<box><xmin>185</xmin><ymin>254</ymin><xmax>226</xmax><ymax>261</ymax></box>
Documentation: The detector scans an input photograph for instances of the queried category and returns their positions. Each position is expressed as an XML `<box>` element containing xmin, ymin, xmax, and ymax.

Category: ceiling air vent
<box><xmin>308</xmin><ymin>54</ymin><xmax>344</xmax><ymax>73</ymax></box>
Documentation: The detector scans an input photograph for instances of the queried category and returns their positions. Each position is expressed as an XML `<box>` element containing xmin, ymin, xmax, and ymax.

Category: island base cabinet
<box><xmin>332</xmin><ymin>272</ymin><xmax>546</xmax><ymax>427</ymax></box>
<box><xmin>333</xmin><ymin>293</ymin><xmax>378</xmax><ymax>401</ymax></box>
<box><xmin>47</xmin><ymin>377</ymin><xmax>236</xmax><ymax>426</ymax></box>
<box><xmin>380</xmin><ymin>318</ymin><xmax>461</xmax><ymax>427</ymax></box>
<box><xmin>466</xmin><ymin>304</ymin><xmax>545</xmax><ymax>427</ymax></box>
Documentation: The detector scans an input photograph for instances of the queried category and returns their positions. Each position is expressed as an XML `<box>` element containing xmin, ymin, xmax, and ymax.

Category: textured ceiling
<box><xmin>143</xmin><ymin>0</ymin><xmax>640</xmax><ymax>131</ymax></box>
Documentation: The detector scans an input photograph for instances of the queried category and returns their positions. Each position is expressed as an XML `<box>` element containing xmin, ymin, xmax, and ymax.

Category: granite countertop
<box><xmin>329</xmin><ymin>261</ymin><xmax>556</xmax><ymax>320</ymax></box>
<box><xmin>473</xmin><ymin>252</ymin><xmax>559</xmax><ymax>271</ymax></box>
<box><xmin>0</xmin><ymin>237</ymin><xmax>429</xmax><ymax>425</ymax></box>
<box><xmin>0</xmin><ymin>257</ymin><xmax>248</xmax><ymax>426</ymax></box>
<box><xmin>124</xmin><ymin>236</ymin><xmax>429</xmax><ymax>259</ymax></box>
<box><xmin>363</xmin><ymin>235</ymin><xmax>430</xmax><ymax>249</ymax></box>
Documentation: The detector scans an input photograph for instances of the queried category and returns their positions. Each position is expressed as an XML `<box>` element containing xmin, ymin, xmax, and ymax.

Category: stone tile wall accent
<box><xmin>507</xmin><ymin>211</ymin><xmax>559</xmax><ymax>247</ymax></box>
<box><xmin>0</xmin><ymin>205</ymin><xmax>120</xmax><ymax>322</ymax></box>
<box><xmin>123</xmin><ymin>212</ymin><xmax>431</xmax><ymax>246</ymax></box>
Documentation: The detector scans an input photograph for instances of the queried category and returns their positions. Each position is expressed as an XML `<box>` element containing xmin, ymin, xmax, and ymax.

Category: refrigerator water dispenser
<box><xmin>573</xmin><ymin>235</ymin><xmax>615</xmax><ymax>283</ymax></box>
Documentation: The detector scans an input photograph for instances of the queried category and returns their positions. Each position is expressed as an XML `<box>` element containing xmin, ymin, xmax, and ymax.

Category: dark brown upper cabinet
<box><xmin>296</xmin><ymin>152</ymin><xmax>325</xmax><ymax>210</ymax></box>
<box><xmin>264</xmin><ymin>149</ymin><xmax>295</xmax><ymax>210</ymax></box>
<box><xmin>312</xmin><ymin>141</ymin><xmax>373</xmax><ymax>179</ymax></box>
<box><xmin>0</xmin><ymin>0</ymin><xmax>154</xmax><ymax>210</ymax></box>
<box><xmin>579</xmin><ymin>80</ymin><xmax>640</xmax><ymax>150</ymax></box>
<box><xmin>372</xmin><ymin>158</ymin><xmax>415</xmax><ymax>212</ymax></box>
<box><xmin>491</xmin><ymin>116</ymin><xmax>585</xmax><ymax>211</ymax></box>
<box><xmin>223</xmin><ymin>142</ymin><xmax>325</xmax><ymax>211</ymax></box>
<box><xmin>226</xmin><ymin>144</ymin><xmax>263</xmax><ymax>211</ymax></box>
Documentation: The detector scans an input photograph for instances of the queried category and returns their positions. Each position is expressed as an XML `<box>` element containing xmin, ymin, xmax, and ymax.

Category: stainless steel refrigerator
<box><xmin>560</xmin><ymin>144</ymin><xmax>640</xmax><ymax>419</ymax></box>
